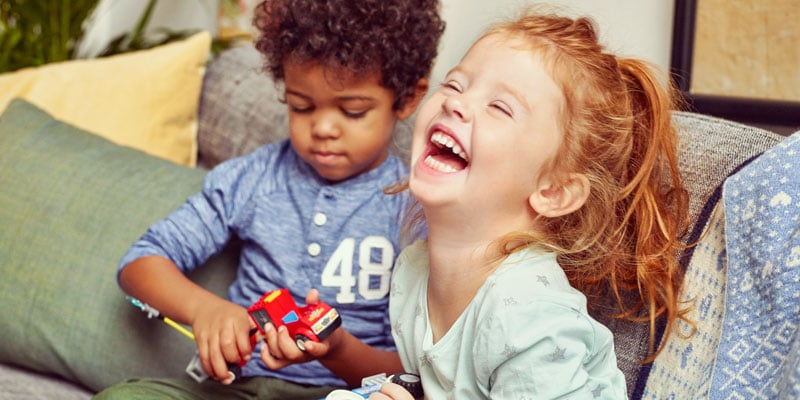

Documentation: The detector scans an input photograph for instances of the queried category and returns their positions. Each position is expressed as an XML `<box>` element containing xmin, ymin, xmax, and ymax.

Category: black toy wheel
<box><xmin>390</xmin><ymin>372</ymin><xmax>423</xmax><ymax>399</ymax></box>
<box><xmin>227</xmin><ymin>364</ymin><xmax>242</xmax><ymax>381</ymax></box>
<box><xmin>294</xmin><ymin>334</ymin><xmax>310</xmax><ymax>351</ymax></box>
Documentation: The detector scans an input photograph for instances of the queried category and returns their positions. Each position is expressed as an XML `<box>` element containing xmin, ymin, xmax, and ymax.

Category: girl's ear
<box><xmin>529</xmin><ymin>173</ymin><xmax>590</xmax><ymax>218</ymax></box>
<box><xmin>396</xmin><ymin>78</ymin><xmax>429</xmax><ymax>120</ymax></box>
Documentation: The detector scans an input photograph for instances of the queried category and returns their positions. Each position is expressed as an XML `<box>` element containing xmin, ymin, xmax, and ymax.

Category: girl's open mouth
<box><xmin>423</xmin><ymin>131</ymin><xmax>469</xmax><ymax>173</ymax></box>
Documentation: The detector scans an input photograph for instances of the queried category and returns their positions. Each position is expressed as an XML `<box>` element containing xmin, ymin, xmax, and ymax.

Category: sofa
<box><xmin>0</xmin><ymin>35</ymin><xmax>793</xmax><ymax>399</ymax></box>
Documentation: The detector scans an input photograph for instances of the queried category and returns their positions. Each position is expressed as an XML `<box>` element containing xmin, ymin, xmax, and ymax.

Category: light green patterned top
<box><xmin>390</xmin><ymin>240</ymin><xmax>627</xmax><ymax>399</ymax></box>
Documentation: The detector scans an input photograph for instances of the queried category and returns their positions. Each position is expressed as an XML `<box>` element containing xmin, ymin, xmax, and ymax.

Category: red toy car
<box><xmin>248</xmin><ymin>288</ymin><xmax>342</xmax><ymax>351</ymax></box>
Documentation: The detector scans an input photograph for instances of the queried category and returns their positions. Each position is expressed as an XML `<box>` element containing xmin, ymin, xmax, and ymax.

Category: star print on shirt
<box><xmin>393</xmin><ymin>320</ymin><xmax>404</xmax><ymax>337</ymax></box>
<box><xmin>390</xmin><ymin>282</ymin><xmax>402</xmax><ymax>298</ymax></box>
<box><xmin>548</xmin><ymin>346</ymin><xmax>566</xmax><ymax>362</ymax></box>
<box><xmin>537</xmin><ymin>275</ymin><xmax>550</xmax><ymax>286</ymax></box>
<box><xmin>591</xmin><ymin>385</ymin><xmax>605</xmax><ymax>398</ymax></box>
<box><xmin>419</xmin><ymin>353</ymin><xmax>430</xmax><ymax>367</ymax></box>
<box><xmin>501</xmin><ymin>343</ymin><xmax>517</xmax><ymax>358</ymax></box>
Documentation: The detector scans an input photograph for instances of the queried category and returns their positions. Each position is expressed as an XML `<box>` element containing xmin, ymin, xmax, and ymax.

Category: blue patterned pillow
<box><xmin>713</xmin><ymin>131</ymin><xmax>800</xmax><ymax>398</ymax></box>
<box><xmin>640</xmin><ymin>198</ymin><xmax>727</xmax><ymax>398</ymax></box>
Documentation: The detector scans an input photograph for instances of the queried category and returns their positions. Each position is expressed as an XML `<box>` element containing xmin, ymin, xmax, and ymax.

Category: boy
<box><xmin>94</xmin><ymin>0</ymin><xmax>444</xmax><ymax>399</ymax></box>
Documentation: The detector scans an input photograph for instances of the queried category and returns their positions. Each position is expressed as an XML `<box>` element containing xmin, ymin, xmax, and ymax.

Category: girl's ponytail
<box><xmin>617</xmin><ymin>58</ymin><xmax>691</xmax><ymax>359</ymax></box>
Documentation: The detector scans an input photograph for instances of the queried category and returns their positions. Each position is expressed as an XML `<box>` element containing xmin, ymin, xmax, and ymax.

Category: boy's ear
<box><xmin>396</xmin><ymin>78</ymin><xmax>429</xmax><ymax>120</ymax></box>
<box><xmin>529</xmin><ymin>173</ymin><xmax>590</xmax><ymax>218</ymax></box>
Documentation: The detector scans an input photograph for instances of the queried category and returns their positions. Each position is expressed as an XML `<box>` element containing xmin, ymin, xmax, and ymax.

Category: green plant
<box><xmin>0</xmin><ymin>0</ymin><xmax>101</xmax><ymax>73</ymax></box>
<box><xmin>0</xmin><ymin>0</ymin><xmax>233</xmax><ymax>74</ymax></box>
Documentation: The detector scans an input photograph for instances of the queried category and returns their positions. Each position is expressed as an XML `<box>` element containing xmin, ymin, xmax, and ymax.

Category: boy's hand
<box><xmin>259</xmin><ymin>288</ymin><xmax>335</xmax><ymax>369</ymax></box>
<box><xmin>191</xmin><ymin>297</ymin><xmax>256</xmax><ymax>384</ymax></box>
<box><xmin>368</xmin><ymin>382</ymin><xmax>416</xmax><ymax>400</ymax></box>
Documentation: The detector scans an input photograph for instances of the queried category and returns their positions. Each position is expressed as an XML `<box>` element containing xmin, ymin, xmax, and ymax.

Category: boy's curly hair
<box><xmin>253</xmin><ymin>0</ymin><xmax>445</xmax><ymax>110</ymax></box>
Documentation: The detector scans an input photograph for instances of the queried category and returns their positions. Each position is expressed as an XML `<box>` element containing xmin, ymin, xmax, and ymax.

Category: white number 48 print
<box><xmin>320</xmin><ymin>236</ymin><xmax>394</xmax><ymax>303</ymax></box>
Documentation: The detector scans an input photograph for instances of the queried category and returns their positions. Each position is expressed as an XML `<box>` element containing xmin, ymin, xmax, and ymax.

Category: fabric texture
<box><xmin>641</xmin><ymin>201</ymin><xmax>727</xmax><ymax>399</ymax></box>
<box><xmin>0</xmin><ymin>32</ymin><xmax>210</xmax><ymax>167</ymax></box>
<box><xmin>0</xmin><ymin>99</ymin><xmax>238</xmax><ymax>393</ymax></box>
<box><xmin>0</xmin><ymin>363</ymin><xmax>91</xmax><ymax>400</ymax></box>
<box><xmin>672</xmin><ymin>111</ymin><xmax>786</xmax><ymax>230</ymax></box>
<box><xmin>713</xmin><ymin>131</ymin><xmax>800</xmax><ymax>398</ymax></box>
<box><xmin>391</xmin><ymin>241</ymin><xmax>627</xmax><ymax>399</ymax></box>
<box><xmin>594</xmin><ymin>112</ymin><xmax>787</xmax><ymax>398</ymax></box>
<box><xmin>119</xmin><ymin>140</ymin><xmax>411</xmax><ymax>387</ymax></box>
<box><xmin>93</xmin><ymin>373</ymin><xmax>338</xmax><ymax>400</ymax></box>
<box><xmin>633</xmin><ymin>116</ymin><xmax>786</xmax><ymax>399</ymax></box>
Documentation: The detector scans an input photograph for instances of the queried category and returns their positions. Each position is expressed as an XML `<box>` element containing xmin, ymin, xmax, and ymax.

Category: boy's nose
<box><xmin>312</xmin><ymin>114</ymin><xmax>341</xmax><ymax>139</ymax></box>
<box><xmin>442</xmin><ymin>95</ymin><xmax>470</xmax><ymax>122</ymax></box>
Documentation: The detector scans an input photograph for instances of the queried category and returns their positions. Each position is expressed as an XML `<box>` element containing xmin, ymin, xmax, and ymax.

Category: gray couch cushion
<box><xmin>0</xmin><ymin>364</ymin><xmax>91</xmax><ymax>400</ymax></box>
<box><xmin>600</xmin><ymin>111</ymin><xmax>785</xmax><ymax>398</ymax></box>
<box><xmin>673</xmin><ymin>111</ymin><xmax>786</xmax><ymax>231</ymax></box>
<box><xmin>197</xmin><ymin>45</ymin><xmax>289</xmax><ymax>169</ymax></box>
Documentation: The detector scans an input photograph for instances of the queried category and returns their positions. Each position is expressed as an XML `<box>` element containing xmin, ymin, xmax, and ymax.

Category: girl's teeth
<box><xmin>424</xmin><ymin>155</ymin><xmax>458</xmax><ymax>173</ymax></box>
<box><xmin>430</xmin><ymin>132</ymin><xmax>469</xmax><ymax>162</ymax></box>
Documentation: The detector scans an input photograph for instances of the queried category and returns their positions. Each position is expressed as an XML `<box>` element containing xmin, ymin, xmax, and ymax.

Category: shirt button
<box><xmin>307</xmin><ymin>243</ymin><xmax>321</xmax><ymax>257</ymax></box>
<box><xmin>313</xmin><ymin>212</ymin><xmax>327</xmax><ymax>226</ymax></box>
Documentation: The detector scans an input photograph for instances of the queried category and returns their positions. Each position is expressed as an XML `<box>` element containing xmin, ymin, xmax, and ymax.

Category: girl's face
<box><xmin>410</xmin><ymin>34</ymin><xmax>565</xmax><ymax>227</ymax></box>
<box><xmin>283</xmin><ymin>61</ymin><xmax>415</xmax><ymax>182</ymax></box>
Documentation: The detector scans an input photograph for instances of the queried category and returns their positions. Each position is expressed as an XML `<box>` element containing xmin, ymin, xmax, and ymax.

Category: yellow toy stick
<box><xmin>127</xmin><ymin>297</ymin><xmax>195</xmax><ymax>340</ymax></box>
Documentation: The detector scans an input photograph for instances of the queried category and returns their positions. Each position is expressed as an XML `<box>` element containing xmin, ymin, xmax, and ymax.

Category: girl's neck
<box><xmin>424</xmin><ymin>217</ymin><xmax>504</xmax><ymax>343</ymax></box>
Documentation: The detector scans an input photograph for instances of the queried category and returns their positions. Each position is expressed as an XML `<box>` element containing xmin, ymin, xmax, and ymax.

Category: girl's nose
<box><xmin>442</xmin><ymin>94</ymin><xmax>470</xmax><ymax>122</ymax></box>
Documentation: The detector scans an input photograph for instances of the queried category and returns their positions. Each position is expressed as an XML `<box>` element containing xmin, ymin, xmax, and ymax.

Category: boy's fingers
<box><xmin>261</xmin><ymin>323</ymin><xmax>287</xmax><ymax>360</ymax></box>
<box><xmin>237</xmin><ymin>328</ymin><xmax>257</xmax><ymax>362</ymax></box>
<box><xmin>302</xmin><ymin>339</ymin><xmax>329</xmax><ymax>357</ymax></box>
<box><xmin>305</xmin><ymin>288</ymin><xmax>320</xmax><ymax>304</ymax></box>
<box><xmin>200</xmin><ymin>334</ymin><xmax>220</xmax><ymax>377</ymax></box>
<box><xmin>220</xmin><ymin>370</ymin><xmax>235</xmax><ymax>385</ymax></box>
<box><xmin>276</xmin><ymin>325</ymin><xmax>305</xmax><ymax>358</ymax></box>
<box><xmin>260</xmin><ymin>341</ymin><xmax>292</xmax><ymax>369</ymax></box>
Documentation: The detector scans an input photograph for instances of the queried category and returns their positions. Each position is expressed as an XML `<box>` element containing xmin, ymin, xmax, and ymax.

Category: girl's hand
<box><xmin>259</xmin><ymin>288</ymin><xmax>336</xmax><ymax>369</ymax></box>
<box><xmin>368</xmin><ymin>382</ymin><xmax>416</xmax><ymax>400</ymax></box>
<box><xmin>191</xmin><ymin>297</ymin><xmax>256</xmax><ymax>384</ymax></box>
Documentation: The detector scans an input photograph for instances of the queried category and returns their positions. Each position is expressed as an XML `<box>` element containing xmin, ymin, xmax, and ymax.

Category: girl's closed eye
<box><xmin>489</xmin><ymin>100</ymin><xmax>513</xmax><ymax>117</ymax></box>
<box><xmin>441</xmin><ymin>80</ymin><xmax>463</xmax><ymax>93</ymax></box>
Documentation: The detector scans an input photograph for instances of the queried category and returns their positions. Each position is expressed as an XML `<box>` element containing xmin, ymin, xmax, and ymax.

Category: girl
<box><xmin>377</xmin><ymin>9</ymin><xmax>690</xmax><ymax>399</ymax></box>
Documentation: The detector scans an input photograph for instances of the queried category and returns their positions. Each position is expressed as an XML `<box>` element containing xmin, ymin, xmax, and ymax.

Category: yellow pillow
<box><xmin>0</xmin><ymin>32</ymin><xmax>211</xmax><ymax>167</ymax></box>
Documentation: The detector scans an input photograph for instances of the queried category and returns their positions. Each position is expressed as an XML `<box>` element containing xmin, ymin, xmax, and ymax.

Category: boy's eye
<box><xmin>286</xmin><ymin>100</ymin><xmax>313</xmax><ymax>113</ymax></box>
<box><xmin>342</xmin><ymin>109</ymin><xmax>368</xmax><ymax>119</ymax></box>
<box><xmin>290</xmin><ymin>105</ymin><xmax>313</xmax><ymax>114</ymax></box>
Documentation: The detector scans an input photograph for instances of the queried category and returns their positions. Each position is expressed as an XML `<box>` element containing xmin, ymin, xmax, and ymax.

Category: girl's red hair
<box><xmin>487</xmin><ymin>10</ymin><xmax>692</xmax><ymax>361</ymax></box>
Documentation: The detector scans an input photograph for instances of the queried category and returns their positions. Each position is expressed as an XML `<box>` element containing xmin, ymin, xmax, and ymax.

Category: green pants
<box><xmin>93</xmin><ymin>375</ymin><xmax>343</xmax><ymax>400</ymax></box>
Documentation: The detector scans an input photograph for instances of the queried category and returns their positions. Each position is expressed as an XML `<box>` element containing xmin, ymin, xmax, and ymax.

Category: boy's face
<box><xmin>409</xmin><ymin>34</ymin><xmax>566</xmax><ymax>232</ymax></box>
<box><xmin>283</xmin><ymin>61</ymin><xmax>409</xmax><ymax>182</ymax></box>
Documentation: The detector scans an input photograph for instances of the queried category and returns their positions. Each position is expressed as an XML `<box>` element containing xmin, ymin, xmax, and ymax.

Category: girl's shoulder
<box><xmin>480</xmin><ymin>248</ymin><xmax>587</xmax><ymax>312</ymax></box>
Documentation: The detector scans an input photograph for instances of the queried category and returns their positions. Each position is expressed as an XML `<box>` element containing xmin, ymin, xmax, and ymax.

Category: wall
<box><xmin>692</xmin><ymin>0</ymin><xmax>799</xmax><ymax>102</ymax></box>
<box><xmin>79</xmin><ymin>0</ymin><xmax>219</xmax><ymax>57</ymax></box>
<box><xmin>433</xmin><ymin>1</ymin><xmax>675</xmax><ymax>85</ymax></box>
<box><xmin>82</xmin><ymin>0</ymin><xmax>675</xmax><ymax>82</ymax></box>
